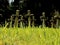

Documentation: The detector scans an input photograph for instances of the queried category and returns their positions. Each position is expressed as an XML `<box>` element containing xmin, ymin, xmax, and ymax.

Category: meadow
<box><xmin>0</xmin><ymin>27</ymin><xmax>60</xmax><ymax>45</ymax></box>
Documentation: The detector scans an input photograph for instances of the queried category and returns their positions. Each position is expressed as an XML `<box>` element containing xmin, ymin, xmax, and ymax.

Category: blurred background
<box><xmin>0</xmin><ymin>0</ymin><xmax>60</xmax><ymax>27</ymax></box>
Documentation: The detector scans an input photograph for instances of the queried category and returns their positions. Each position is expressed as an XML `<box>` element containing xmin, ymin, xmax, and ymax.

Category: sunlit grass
<box><xmin>0</xmin><ymin>27</ymin><xmax>60</xmax><ymax>45</ymax></box>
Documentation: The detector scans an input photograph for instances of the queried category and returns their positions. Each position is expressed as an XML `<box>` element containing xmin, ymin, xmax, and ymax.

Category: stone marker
<box><xmin>54</xmin><ymin>10</ymin><xmax>60</xmax><ymax>28</ymax></box>
<box><xmin>11</xmin><ymin>10</ymin><xmax>20</xmax><ymax>27</ymax></box>
<box><xmin>25</xmin><ymin>10</ymin><xmax>33</xmax><ymax>27</ymax></box>
<box><xmin>40</xmin><ymin>12</ymin><xmax>46</xmax><ymax>28</ymax></box>
<box><xmin>31</xmin><ymin>14</ymin><xmax>36</xmax><ymax>27</ymax></box>
<box><xmin>14</xmin><ymin>10</ymin><xmax>20</xmax><ymax>27</ymax></box>
<box><xmin>19</xmin><ymin>15</ymin><xmax>24</xmax><ymax>28</ymax></box>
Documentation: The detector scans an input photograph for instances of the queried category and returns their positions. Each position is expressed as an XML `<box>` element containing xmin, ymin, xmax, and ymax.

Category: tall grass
<box><xmin>0</xmin><ymin>27</ymin><xmax>60</xmax><ymax>45</ymax></box>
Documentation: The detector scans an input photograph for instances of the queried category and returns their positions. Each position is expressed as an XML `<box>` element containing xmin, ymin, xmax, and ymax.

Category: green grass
<box><xmin>0</xmin><ymin>27</ymin><xmax>60</xmax><ymax>45</ymax></box>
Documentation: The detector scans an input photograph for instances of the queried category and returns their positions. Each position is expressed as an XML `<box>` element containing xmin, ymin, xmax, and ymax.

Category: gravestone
<box><xmin>40</xmin><ymin>12</ymin><xmax>47</xmax><ymax>28</ymax></box>
<box><xmin>14</xmin><ymin>10</ymin><xmax>20</xmax><ymax>27</ymax></box>
<box><xmin>25</xmin><ymin>10</ymin><xmax>33</xmax><ymax>27</ymax></box>
<box><xmin>11</xmin><ymin>10</ymin><xmax>20</xmax><ymax>27</ymax></box>
<box><xmin>18</xmin><ymin>15</ymin><xmax>24</xmax><ymax>28</ymax></box>
<box><xmin>54</xmin><ymin>10</ymin><xmax>60</xmax><ymax>28</ymax></box>
<box><xmin>31</xmin><ymin>14</ymin><xmax>36</xmax><ymax>27</ymax></box>
<box><xmin>10</xmin><ymin>10</ymin><xmax>24</xmax><ymax>28</ymax></box>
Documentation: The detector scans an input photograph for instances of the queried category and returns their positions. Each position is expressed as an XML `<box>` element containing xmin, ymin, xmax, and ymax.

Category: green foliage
<box><xmin>0</xmin><ymin>27</ymin><xmax>60</xmax><ymax>45</ymax></box>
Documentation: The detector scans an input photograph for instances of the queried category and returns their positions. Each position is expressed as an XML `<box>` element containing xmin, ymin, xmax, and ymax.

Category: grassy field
<box><xmin>0</xmin><ymin>27</ymin><xmax>60</xmax><ymax>45</ymax></box>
